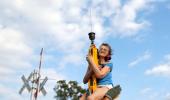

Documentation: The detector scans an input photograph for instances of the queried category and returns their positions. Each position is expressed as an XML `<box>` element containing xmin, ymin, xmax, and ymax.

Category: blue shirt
<box><xmin>97</xmin><ymin>63</ymin><xmax>113</xmax><ymax>85</ymax></box>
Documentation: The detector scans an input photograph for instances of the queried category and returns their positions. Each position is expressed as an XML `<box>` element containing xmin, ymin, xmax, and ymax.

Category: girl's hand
<box><xmin>86</xmin><ymin>54</ymin><xmax>93</xmax><ymax>62</ymax></box>
<box><xmin>86</xmin><ymin>47</ymin><xmax>92</xmax><ymax>62</ymax></box>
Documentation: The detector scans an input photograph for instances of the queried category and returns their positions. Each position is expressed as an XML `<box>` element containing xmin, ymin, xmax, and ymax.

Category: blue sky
<box><xmin>0</xmin><ymin>0</ymin><xmax>170</xmax><ymax>100</ymax></box>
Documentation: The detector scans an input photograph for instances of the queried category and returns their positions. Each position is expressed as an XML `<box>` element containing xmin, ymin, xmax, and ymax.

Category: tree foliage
<box><xmin>54</xmin><ymin>80</ymin><xmax>86</xmax><ymax>100</ymax></box>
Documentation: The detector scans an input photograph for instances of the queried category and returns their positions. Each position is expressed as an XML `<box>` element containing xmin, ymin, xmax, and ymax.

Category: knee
<box><xmin>79</xmin><ymin>93</ymin><xmax>86</xmax><ymax>100</ymax></box>
<box><xmin>103</xmin><ymin>96</ymin><xmax>110</xmax><ymax>100</ymax></box>
<box><xmin>79</xmin><ymin>97</ymin><xmax>84</xmax><ymax>100</ymax></box>
<box><xmin>79</xmin><ymin>96</ymin><xmax>84</xmax><ymax>100</ymax></box>
<box><xmin>87</xmin><ymin>95</ymin><xmax>95</xmax><ymax>100</ymax></box>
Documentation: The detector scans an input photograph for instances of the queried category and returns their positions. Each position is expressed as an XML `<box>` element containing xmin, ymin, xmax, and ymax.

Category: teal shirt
<box><xmin>97</xmin><ymin>63</ymin><xmax>113</xmax><ymax>85</ymax></box>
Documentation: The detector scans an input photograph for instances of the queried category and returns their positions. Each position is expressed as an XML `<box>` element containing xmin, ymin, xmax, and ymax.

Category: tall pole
<box><xmin>19</xmin><ymin>48</ymin><xmax>47</xmax><ymax>100</ymax></box>
<box><xmin>35</xmin><ymin>48</ymin><xmax>43</xmax><ymax>100</ymax></box>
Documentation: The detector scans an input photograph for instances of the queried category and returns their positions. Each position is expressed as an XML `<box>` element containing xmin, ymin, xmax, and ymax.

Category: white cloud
<box><xmin>41</xmin><ymin>68</ymin><xmax>67</xmax><ymax>81</ymax></box>
<box><xmin>0</xmin><ymin>28</ymin><xmax>32</xmax><ymax>55</ymax></box>
<box><xmin>0</xmin><ymin>27</ymin><xmax>33</xmax><ymax>78</ymax></box>
<box><xmin>128</xmin><ymin>51</ymin><xmax>151</xmax><ymax>67</ymax></box>
<box><xmin>58</xmin><ymin>53</ymin><xmax>84</xmax><ymax>69</ymax></box>
<box><xmin>0</xmin><ymin>0</ymin><xmax>168</xmax><ymax>41</ymax></box>
<box><xmin>139</xmin><ymin>87</ymin><xmax>162</xmax><ymax>100</ymax></box>
<box><xmin>145</xmin><ymin>63</ymin><xmax>170</xmax><ymax>77</ymax></box>
<box><xmin>139</xmin><ymin>87</ymin><xmax>168</xmax><ymax>100</ymax></box>
<box><xmin>0</xmin><ymin>27</ymin><xmax>34</xmax><ymax>99</ymax></box>
<box><xmin>145</xmin><ymin>54</ymin><xmax>170</xmax><ymax>77</ymax></box>
<box><xmin>86</xmin><ymin>0</ymin><xmax>152</xmax><ymax>38</ymax></box>
<box><xmin>140</xmin><ymin>88</ymin><xmax>152</xmax><ymax>94</ymax></box>
<box><xmin>0</xmin><ymin>0</ymin><xmax>88</xmax><ymax>80</ymax></box>
<box><xmin>0</xmin><ymin>84</ymin><xmax>23</xmax><ymax>100</ymax></box>
<box><xmin>110</xmin><ymin>0</ymin><xmax>151</xmax><ymax>37</ymax></box>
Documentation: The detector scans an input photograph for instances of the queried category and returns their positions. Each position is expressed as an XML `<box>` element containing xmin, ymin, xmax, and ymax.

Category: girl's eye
<box><xmin>100</xmin><ymin>48</ymin><xmax>108</xmax><ymax>51</ymax></box>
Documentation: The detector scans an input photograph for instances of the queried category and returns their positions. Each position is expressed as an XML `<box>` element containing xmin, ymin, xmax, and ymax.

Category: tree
<box><xmin>54</xmin><ymin>80</ymin><xmax>86</xmax><ymax>100</ymax></box>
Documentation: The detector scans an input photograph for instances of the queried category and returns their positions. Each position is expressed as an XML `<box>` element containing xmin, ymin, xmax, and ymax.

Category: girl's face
<box><xmin>99</xmin><ymin>45</ymin><xmax>109</xmax><ymax>58</ymax></box>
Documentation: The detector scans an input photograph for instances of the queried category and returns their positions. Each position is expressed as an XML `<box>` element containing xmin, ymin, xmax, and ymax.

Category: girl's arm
<box><xmin>87</xmin><ymin>56</ymin><xmax>110</xmax><ymax>79</ymax></box>
<box><xmin>83</xmin><ymin>65</ymin><xmax>93</xmax><ymax>84</ymax></box>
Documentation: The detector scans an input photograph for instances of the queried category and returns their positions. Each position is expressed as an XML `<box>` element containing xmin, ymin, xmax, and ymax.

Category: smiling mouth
<box><xmin>100</xmin><ymin>52</ymin><xmax>105</xmax><ymax>54</ymax></box>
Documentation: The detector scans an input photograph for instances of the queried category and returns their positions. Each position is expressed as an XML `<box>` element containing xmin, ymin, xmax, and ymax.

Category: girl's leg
<box><xmin>87</xmin><ymin>87</ymin><xmax>109</xmax><ymax>100</ymax></box>
<box><xmin>102</xmin><ymin>96</ymin><xmax>110</xmax><ymax>100</ymax></box>
<box><xmin>79</xmin><ymin>93</ymin><xmax>87</xmax><ymax>100</ymax></box>
<box><xmin>103</xmin><ymin>96</ymin><xmax>119</xmax><ymax>100</ymax></box>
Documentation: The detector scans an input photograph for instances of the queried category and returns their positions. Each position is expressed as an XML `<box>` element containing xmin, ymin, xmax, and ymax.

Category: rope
<box><xmin>89</xmin><ymin>5</ymin><xmax>93</xmax><ymax>32</ymax></box>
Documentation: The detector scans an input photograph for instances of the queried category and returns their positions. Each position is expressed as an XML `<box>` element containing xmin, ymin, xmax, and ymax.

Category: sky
<box><xmin>0</xmin><ymin>0</ymin><xmax>170</xmax><ymax>100</ymax></box>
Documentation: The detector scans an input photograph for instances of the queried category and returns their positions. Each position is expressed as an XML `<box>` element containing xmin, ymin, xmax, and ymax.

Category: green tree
<box><xmin>54</xmin><ymin>80</ymin><xmax>86</xmax><ymax>100</ymax></box>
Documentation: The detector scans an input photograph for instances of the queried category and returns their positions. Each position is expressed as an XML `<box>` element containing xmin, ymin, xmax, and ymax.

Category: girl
<box><xmin>80</xmin><ymin>43</ymin><xmax>113</xmax><ymax>100</ymax></box>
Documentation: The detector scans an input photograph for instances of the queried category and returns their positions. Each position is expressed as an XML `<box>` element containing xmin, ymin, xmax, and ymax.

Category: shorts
<box><xmin>98</xmin><ymin>84</ymin><xmax>113</xmax><ymax>89</ymax></box>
